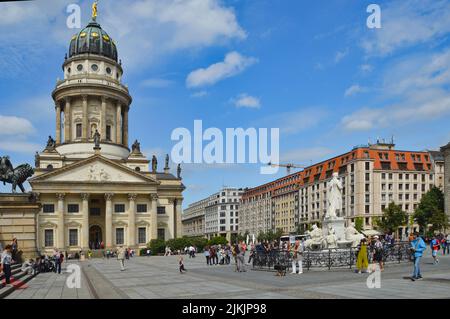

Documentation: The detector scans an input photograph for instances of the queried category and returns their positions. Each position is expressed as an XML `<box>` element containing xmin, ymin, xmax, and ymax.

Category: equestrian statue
<box><xmin>0</xmin><ymin>156</ymin><xmax>34</xmax><ymax>193</ymax></box>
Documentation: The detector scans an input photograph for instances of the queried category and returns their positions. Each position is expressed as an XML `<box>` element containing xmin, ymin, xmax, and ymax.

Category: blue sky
<box><xmin>1</xmin><ymin>0</ymin><xmax>450</xmax><ymax>207</ymax></box>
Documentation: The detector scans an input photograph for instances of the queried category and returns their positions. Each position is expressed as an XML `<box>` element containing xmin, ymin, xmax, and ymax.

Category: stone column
<box><xmin>64</xmin><ymin>98</ymin><xmax>71</xmax><ymax>143</ymax></box>
<box><xmin>57</xmin><ymin>193</ymin><xmax>65</xmax><ymax>249</ymax></box>
<box><xmin>81</xmin><ymin>193</ymin><xmax>89</xmax><ymax>249</ymax></box>
<box><xmin>116</xmin><ymin>102</ymin><xmax>122</xmax><ymax>144</ymax></box>
<box><xmin>101</xmin><ymin>97</ymin><xmax>107</xmax><ymax>141</ymax></box>
<box><xmin>82</xmin><ymin>95</ymin><xmax>88</xmax><ymax>141</ymax></box>
<box><xmin>150</xmin><ymin>194</ymin><xmax>158</xmax><ymax>240</ymax></box>
<box><xmin>128</xmin><ymin>194</ymin><xmax>137</xmax><ymax>247</ymax></box>
<box><xmin>55</xmin><ymin>102</ymin><xmax>61</xmax><ymax>144</ymax></box>
<box><xmin>123</xmin><ymin>107</ymin><xmax>129</xmax><ymax>147</ymax></box>
<box><xmin>105</xmin><ymin>193</ymin><xmax>114</xmax><ymax>248</ymax></box>
<box><xmin>175</xmin><ymin>198</ymin><xmax>183</xmax><ymax>238</ymax></box>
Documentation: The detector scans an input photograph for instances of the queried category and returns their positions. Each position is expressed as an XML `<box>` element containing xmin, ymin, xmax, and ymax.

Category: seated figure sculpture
<box><xmin>326</xmin><ymin>225</ymin><xmax>338</xmax><ymax>249</ymax></box>
<box><xmin>305</xmin><ymin>224</ymin><xmax>326</xmax><ymax>250</ymax></box>
<box><xmin>345</xmin><ymin>222</ymin><xmax>365</xmax><ymax>247</ymax></box>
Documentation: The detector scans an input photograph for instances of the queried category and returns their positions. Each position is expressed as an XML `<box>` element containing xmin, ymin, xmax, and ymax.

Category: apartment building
<box><xmin>182</xmin><ymin>188</ymin><xmax>244</xmax><ymax>240</ymax></box>
<box><xmin>240</xmin><ymin>141</ymin><xmax>445</xmax><ymax>238</ymax></box>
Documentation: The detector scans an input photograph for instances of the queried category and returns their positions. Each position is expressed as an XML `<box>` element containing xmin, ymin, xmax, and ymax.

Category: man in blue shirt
<box><xmin>410</xmin><ymin>232</ymin><xmax>427</xmax><ymax>281</ymax></box>
<box><xmin>1</xmin><ymin>244</ymin><xmax>13</xmax><ymax>285</ymax></box>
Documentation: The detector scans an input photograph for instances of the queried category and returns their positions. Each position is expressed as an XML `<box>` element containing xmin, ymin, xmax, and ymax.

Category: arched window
<box><xmin>47</xmin><ymin>164</ymin><xmax>54</xmax><ymax>170</ymax></box>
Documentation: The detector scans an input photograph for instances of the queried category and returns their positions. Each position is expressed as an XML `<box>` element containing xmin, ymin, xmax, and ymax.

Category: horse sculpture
<box><xmin>0</xmin><ymin>156</ymin><xmax>34</xmax><ymax>193</ymax></box>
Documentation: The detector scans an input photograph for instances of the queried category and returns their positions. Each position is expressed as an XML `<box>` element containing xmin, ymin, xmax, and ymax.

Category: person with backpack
<box><xmin>410</xmin><ymin>232</ymin><xmax>427</xmax><ymax>281</ymax></box>
<box><xmin>430</xmin><ymin>236</ymin><xmax>440</xmax><ymax>264</ymax></box>
<box><xmin>371</xmin><ymin>236</ymin><xmax>384</xmax><ymax>272</ymax></box>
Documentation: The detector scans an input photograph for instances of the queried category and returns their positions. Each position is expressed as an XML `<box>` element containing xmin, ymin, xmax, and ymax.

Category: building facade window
<box><xmin>106</xmin><ymin>125</ymin><xmax>111</xmax><ymax>141</ymax></box>
<box><xmin>43</xmin><ymin>204</ymin><xmax>55</xmax><ymax>213</ymax></box>
<box><xmin>157</xmin><ymin>206</ymin><xmax>166</xmax><ymax>214</ymax></box>
<box><xmin>137</xmin><ymin>204</ymin><xmax>147</xmax><ymax>213</ymax></box>
<box><xmin>116</xmin><ymin>228</ymin><xmax>124</xmax><ymax>245</ymax></box>
<box><xmin>68</xmin><ymin>204</ymin><xmax>79</xmax><ymax>213</ymax></box>
<box><xmin>76</xmin><ymin>123</ymin><xmax>82</xmax><ymax>138</ymax></box>
<box><xmin>69</xmin><ymin>229</ymin><xmax>78</xmax><ymax>246</ymax></box>
<box><xmin>44</xmin><ymin>229</ymin><xmax>54</xmax><ymax>247</ymax></box>
<box><xmin>90</xmin><ymin>207</ymin><xmax>101</xmax><ymax>216</ymax></box>
<box><xmin>157</xmin><ymin>228</ymin><xmax>165</xmax><ymax>240</ymax></box>
<box><xmin>114</xmin><ymin>204</ymin><xmax>125</xmax><ymax>213</ymax></box>
<box><xmin>138</xmin><ymin>227</ymin><xmax>146</xmax><ymax>244</ymax></box>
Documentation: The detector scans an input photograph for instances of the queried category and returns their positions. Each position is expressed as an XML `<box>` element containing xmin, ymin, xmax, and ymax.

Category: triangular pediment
<box><xmin>31</xmin><ymin>155</ymin><xmax>158</xmax><ymax>184</ymax></box>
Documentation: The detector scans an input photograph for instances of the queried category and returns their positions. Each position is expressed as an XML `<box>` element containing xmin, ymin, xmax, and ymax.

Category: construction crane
<box><xmin>267</xmin><ymin>162</ymin><xmax>306</xmax><ymax>175</ymax></box>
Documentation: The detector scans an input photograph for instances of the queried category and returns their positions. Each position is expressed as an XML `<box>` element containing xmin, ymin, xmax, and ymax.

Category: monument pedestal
<box><xmin>322</xmin><ymin>217</ymin><xmax>346</xmax><ymax>242</ymax></box>
<box><xmin>0</xmin><ymin>193</ymin><xmax>40</xmax><ymax>261</ymax></box>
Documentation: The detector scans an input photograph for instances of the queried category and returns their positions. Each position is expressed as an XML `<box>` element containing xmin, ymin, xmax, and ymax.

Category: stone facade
<box><xmin>26</xmin><ymin>17</ymin><xmax>185</xmax><ymax>254</ymax></box>
<box><xmin>0</xmin><ymin>194</ymin><xmax>40</xmax><ymax>260</ymax></box>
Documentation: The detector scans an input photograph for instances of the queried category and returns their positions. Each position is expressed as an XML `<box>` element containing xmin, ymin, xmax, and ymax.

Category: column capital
<box><xmin>56</xmin><ymin>193</ymin><xmax>65</xmax><ymax>200</ymax></box>
<box><xmin>168</xmin><ymin>198</ymin><xmax>175</xmax><ymax>204</ymax></box>
<box><xmin>150</xmin><ymin>194</ymin><xmax>159</xmax><ymax>201</ymax></box>
<box><xmin>101</xmin><ymin>96</ymin><xmax>107</xmax><ymax>103</ymax></box>
<box><xmin>105</xmin><ymin>193</ymin><xmax>114</xmax><ymax>201</ymax></box>
<box><xmin>82</xmin><ymin>94</ymin><xmax>88</xmax><ymax>102</ymax></box>
<box><xmin>128</xmin><ymin>193</ymin><xmax>138</xmax><ymax>201</ymax></box>
<box><xmin>81</xmin><ymin>193</ymin><xmax>90</xmax><ymax>201</ymax></box>
<box><xmin>64</xmin><ymin>96</ymin><xmax>71</xmax><ymax>104</ymax></box>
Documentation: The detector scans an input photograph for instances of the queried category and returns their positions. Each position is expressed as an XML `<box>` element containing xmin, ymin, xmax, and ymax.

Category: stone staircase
<box><xmin>0</xmin><ymin>263</ymin><xmax>38</xmax><ymax>298</ymax></box>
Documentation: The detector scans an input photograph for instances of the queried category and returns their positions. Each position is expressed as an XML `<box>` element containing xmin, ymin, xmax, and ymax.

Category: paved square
<box><xmin>6</xmin><ymin>251</ymin><xmax>450</xmax><ymax>299</ymax></box>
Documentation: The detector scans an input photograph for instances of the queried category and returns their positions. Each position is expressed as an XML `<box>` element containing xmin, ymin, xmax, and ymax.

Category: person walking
<box><xmin>356</xmin><ymin>238</ymin><xmax>369</xmax><ymax>274</ymax></box>
<box><xmin>372</xmin><ymin>236</ymin><xmax>384</xmax><ymax>272</ymax></box>
<box><xmin>430</xmin><ymin>236</ymin><xmax>440</xmax><ymax>264</ymax></box>
<box><xmin>410</xmin><ymin>232</ymin><xmax>427</xmax><ymax>281</ymax></box>
<box><xmin>290</xmin><ymin>240</ymin><xmax>303</xmax><ymax>274</ymax></box>
<box><xmin>246</xmin><ymin>244</ymin><xmax>256</xmax><ymax>266</ymax></box>
<box><xmin>179</xmin><ymin>256</ymin><xmax>186</xmax><ymax>273</ymax></box>
<box><xmin>117</xmin><ymin>246</ymin><xmax>126</xmax><ymax>271</ymax></box>
<box><xmin>446</xmin><ymin>234</ymin><xmax>450</xmax><ymax>255</ymax></box>
<box><xmin>1</xmin><ymin>245</ymin><xmax>13</xmax><ymax>285</ymax></box>
<box><xmin>204</xmin><ymin>246</ymin><xmax>211</xmax><ymax>265</ymax></box>
<box><xmin>53</xmin><ymin>249</ymin><xmax>62</xmax><ymax>274</ymax></box>
<box><xmin>238</xmin><ymin>241</ymin><xmax>246</xmax><ymax>272</ymax></box>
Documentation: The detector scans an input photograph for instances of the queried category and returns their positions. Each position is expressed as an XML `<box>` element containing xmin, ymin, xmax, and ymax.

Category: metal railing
<box><xmin>251</xmin><ymin>242</ymin><xmax>412</xmax><ymax>271</ymax></box>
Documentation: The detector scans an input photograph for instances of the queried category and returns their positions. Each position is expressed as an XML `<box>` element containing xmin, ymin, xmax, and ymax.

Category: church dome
<box><xmin>68</xmin><ymin>20</ymin><xmax>118</xmax><ymax>62</ymax></box>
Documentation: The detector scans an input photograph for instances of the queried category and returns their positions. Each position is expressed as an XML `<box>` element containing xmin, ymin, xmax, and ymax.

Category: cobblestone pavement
<box><xmin>6</xmin><ymin>250</ymin><xmax>450</xmax><ymax>299</ymax></box>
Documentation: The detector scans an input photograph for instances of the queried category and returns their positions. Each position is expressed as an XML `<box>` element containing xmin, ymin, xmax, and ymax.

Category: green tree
<box><xmin>257</xmin><ymin>230</ymin><xmax>266</xmax><ymax>242</ymax></box>
<box><xmin>376</xmin><ymin>202</ymin><xmax>408</xmax><ymax>234</ymax></box>
<box><xmin>414</xmin><ymin>186</ymin><xmax>447</xmax><ymax>234</ymax></box>
<box><xmin>354</xmin><ymin>217</ymin><xmax>364</xmax><ymax>232</ymax></box>
<box><xmin>274</xmin><ymin>228</ymin><xmax>284</xmax><ymax>241</ymax></box>
<box><xmin>208</xmin><ymin>236</ymin><xmax>228</xmax><ymax>246</ymax></box>
<box><xmin>148</xmin><ymin>239</ymin><xmax>165</xmax><ymax>255</ymax></box>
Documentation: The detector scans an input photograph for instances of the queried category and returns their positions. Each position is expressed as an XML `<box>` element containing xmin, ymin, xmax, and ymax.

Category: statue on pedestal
<box><xmin>305</xmin><ymin>224</ymin><xmax>326</xmax><ymax>250</ymax></box>
<box><xmin>165</xmin><ymin>154</ymin><xmax>169</xmax><ymax>169</ymax></box>
<box><xmin>177</xmin><ymin>164</ymin><xmax>182</xmax><ymax>179</ymax></box>
<box><xmin>0</xmin><ymin>156</ymin><xmax>34</xmax><ymax>193</ymax></box>
<box><xmin>93</xmin><ymin>130</ymin><xmax>101</xmax><ymax>149</ymax></box>
<box><xmin>325</xmin><ymin>225</ymin><xmax>338</xmax><ymax>249</ymax></box>
<box><xmin>325</xmin><ymin>172</ymin><xmax>343</xmax><ymax>219</ymax></box>
<box><xmin>131</xmin><ymin>140</ymin><xmax>141</xmax><ymax>153</ymax></box>
<box><xmin>345</xmin><ymin>222</ymin><xmax>365</xmax><ymax>247</ymax></box>
<box><xmin>46</xmin><ymin>136</ymin><xmax>56</xmax><ymax>150</ymax></box>
<box><xmin>152</xmin><ymin>155</ymin><xmax>158</xmax><ymax>172</ymax></box>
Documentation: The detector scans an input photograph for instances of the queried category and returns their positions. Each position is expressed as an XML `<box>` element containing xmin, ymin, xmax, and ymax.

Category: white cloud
<box><xmin>140</xmin><ymin>78</ymin><xmax>174</xmax><ymax>88</ymax></box>
<box><xmin>361</xmin><ymin>0</ymin><xmax>450</xmax><ymax>56</ymax></box>
<box><xmin>190</xmin><ymin>91</ymin><xmax>208</xmax><ymax>98</ymax></box>
<box><xmin>233</xmin><ymin>94</ymin><xmax>261</xmax><ymax>109</ymax></box>
<box><xmin>257</xmin><ymin>108</ymin><xmax>327</xmax><ymax>135</ymax></box>
<box><xmin>360</xmin><ymin>64</ymin><xmax>373</xmax><ymax>73</ymax></box>
<box><xmin>186</xmin><ymin>51</ymin><xmax>258</xmax><ymax>88</ymax></box>
<box><xmin>344</xmin><ymin>84</ymin><xmax>367</xmax><ymax>97</ymax></box>
<box><xmin>334</xmin><ymin>48</ymin><xmax>349</xmax><ymax>63</ymax></box>
<box><xmin>0</xmin><ymin>0</ymin><xmax>247</xmax><ymax>73</ymax></box>
<box><xmin>0</xmin><ymin>141</ymin><xmax>41</xmax><ymax>154</ymax></box>
<box><xmin>0</xmin><ymin>115</ymin><xmax>35</xmax><ymax>136</ymax></box>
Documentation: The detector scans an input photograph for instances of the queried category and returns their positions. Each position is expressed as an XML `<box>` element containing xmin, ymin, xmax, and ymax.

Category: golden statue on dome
<box><xmin>92</xmin><ymin>1</ymin><xmax>98</xmax><ymax>21</ymax></box>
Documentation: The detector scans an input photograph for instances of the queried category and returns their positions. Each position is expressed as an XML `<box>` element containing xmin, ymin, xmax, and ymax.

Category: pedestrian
<box><xmin>1</xmin><ymin>244</ymin><xmax>13</xmax><ymax>285</ymax></box>
<box><xmin>204</xmin><ymin>246</ymin><xmax>210</xmax><ymax>265</ymax></box>
<box><xmin>446</xmin><ymin>234</ymin><xmax>450</xmax><ymax>255</ymax></box>
<box><xmin>53</xmin><ymin>248</ymin><xmax>62</xmax><ymax>274</ymax></box>
<box><xmin>11</xmin><ymin>237</ymin><xmax>18</xmax><ymax>262</ymax></box>
<box><xmin>246</xmin><ymin>244</ymin><xmax>255</xmax><ymax>266</ymax></box>
<box><xmin>430</xmin><ymin>236</ymin><xmax>440</xmax><ymax>264</ymax></box>
<box><xmin>290</xmin><ymin>240</ymin><xmax>303</xmax><ymax>275</ymax></box>
<box><xmin>232</xmin><ymin>242</ymin><xmax>239</xmax><ymax>272</ymax></box>
<box><xmin>410</xmin><ymin>232</ymin><xmax>427</xmax><ymax>281</ymax></box>
<box><xmin>238</xmin><ymin>241</ymin><xmax>246</xmax><ymax>272</ymax></box>
<box><xmin>371</xmin><ymin>236</ymin><xmax>384</xmax><ymax>272</ymax></box>
<box><xmin>179</xmin><ymin>256</ymin><xmax>186</xmax><ymax>273</ymax></box>
<box><xmin>441</xmin><ymin>235</ymin><xmax>447</xmax><ymax>256</ymax></box>
<box><xmin>356</xmin><ymin>238</ymin><xmax>369</xmax><ymax>274</ymax></box>
<box><xmin>117</xmin><ymin>246</ymin><xmax>126</xmax><ymax>271</ymax></box>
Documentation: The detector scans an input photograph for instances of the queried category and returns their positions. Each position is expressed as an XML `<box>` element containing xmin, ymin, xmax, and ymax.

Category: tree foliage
<box><xmin>376</xmin><ymin>202</ymin><xmax>408</xmax><ymax>234</ymax></box>
<box><xmin>354</xmin><ymin>217</ymin><xmax>364</xmax><ymax>232</ymax></box>
<box><xmin>414</xmin><ymin>186</ymin><xmax>447</xmax><ymax>234</ymax></box>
